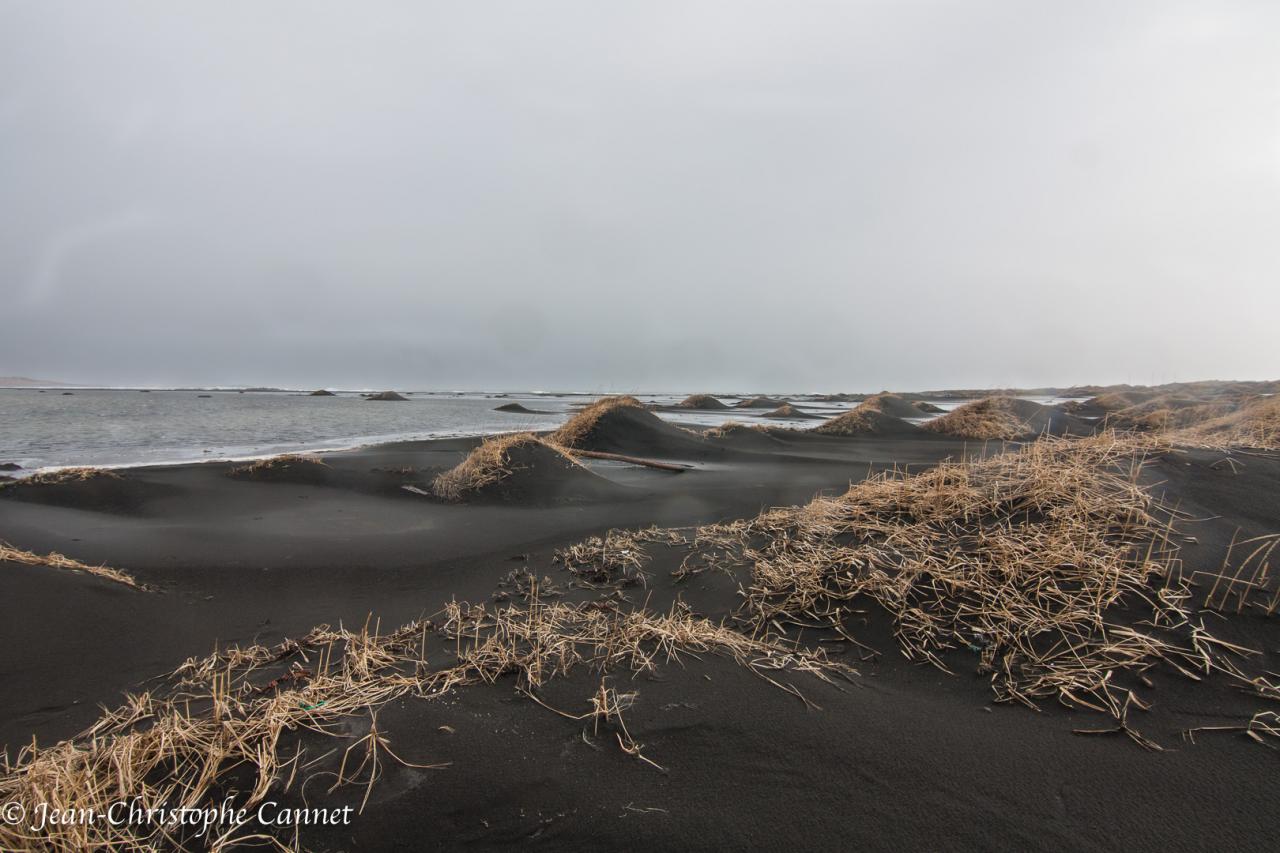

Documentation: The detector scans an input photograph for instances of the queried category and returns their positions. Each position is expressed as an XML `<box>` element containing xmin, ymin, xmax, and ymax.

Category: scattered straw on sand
<box><xmin>0</xmin><ymin>597</ymin><xmax>839</xmax><ymax>851</ymax></box>
<box><xmin>0</xmin><ymin>541</ymin><xmax>145</xmax><ymax>590</ymax></box>
<box><xmin>551</xmin><ymin>433</ymin><xmax>1275</xmax><ymax>747</ymax></box>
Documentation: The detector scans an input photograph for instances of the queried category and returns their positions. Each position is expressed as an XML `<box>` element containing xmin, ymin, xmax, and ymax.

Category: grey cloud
<box><xmin>1</xmin><ymin>1</ymin><xmax>1277</xmax><ymax>390</ymax></box>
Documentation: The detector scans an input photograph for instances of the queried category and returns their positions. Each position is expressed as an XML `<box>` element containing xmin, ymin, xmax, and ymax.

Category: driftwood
<box><xmin>568</xmin><ymin>450</ymin><xmax>691</xmax><ymax>472</ymax></box>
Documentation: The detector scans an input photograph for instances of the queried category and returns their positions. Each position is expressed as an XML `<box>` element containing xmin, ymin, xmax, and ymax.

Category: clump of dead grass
<box><xmin>549</xmin><ymin>396</ymin><xmax>645</xmax><ymax>448</ymax></box>
<box><xmin>0</xmin><ymin>541</ymin><xmax>147</xmax><ymax>590</ymax></box>
<box><xmin>431</xmin><ymin>433</ymin><xmax>581</xmax><ymax>501</ymax></box>
<box><xmin>554</xmin><ymin>528</ymin><xmax>664</xmax><ymax>586</ymax></box>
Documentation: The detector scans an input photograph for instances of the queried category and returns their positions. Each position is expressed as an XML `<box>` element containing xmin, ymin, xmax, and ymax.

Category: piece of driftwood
<box><xmin>568</xmin><ymin>450</ymin><xmax>691</xmax><ymax>472</ymax></box>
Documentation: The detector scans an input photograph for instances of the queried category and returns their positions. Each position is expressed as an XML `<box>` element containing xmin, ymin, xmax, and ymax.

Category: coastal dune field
<box><xmin>1</xmin><ymin>385</ymin><xmax>1278</xmax><ymax>851</ymax></box>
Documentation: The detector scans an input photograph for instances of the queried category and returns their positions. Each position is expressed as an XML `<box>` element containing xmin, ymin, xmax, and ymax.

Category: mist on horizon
<box><xmin>2</xmin><ymin>1</ymin><xmax>1278</xmax><ymax>392</ymax></box>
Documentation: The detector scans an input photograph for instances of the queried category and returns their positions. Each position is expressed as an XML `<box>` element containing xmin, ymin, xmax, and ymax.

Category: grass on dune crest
<box><xmin>548</xmin><ymin>395</ymin><xmax>645</xmax><ymax>448</ymax></box>
<box><xmin>431</xmin><ymin>433</ymin><xmax>582</xmax><ymax>501</ymax></box>
<box><xmin>919</xmin><ymin>395</ymin><xmax>1038</xmax><ymax>440</ymax></box>
<box><xmin>3</xmin><ymin>467</ymin><xmax>122</xmax><ymax>487</ymax></box>
<box><xmin>227</xmin><ymin>454</ymin><xmax>329</xmax><ymax>479</ymax></box>
<box><xmin>0</xmin><ymin>597</ymin><xmax>840</xmax><ymax>852</ymax></box>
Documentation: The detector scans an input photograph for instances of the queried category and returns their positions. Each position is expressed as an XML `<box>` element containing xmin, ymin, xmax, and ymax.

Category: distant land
<box><xmin>0</xmin><ymin>376</ymin><xmax>74</xmax><ymax>387</ymax></box>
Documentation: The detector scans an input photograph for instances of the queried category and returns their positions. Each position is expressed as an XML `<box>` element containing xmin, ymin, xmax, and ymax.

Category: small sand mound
<box><xmin>309</xmin><ymin>389</ymin><xmax>336</xmax><ymax>396</ymax></box>
<box><xmin>673</xmin><ymin>394</ymin><xmax>730</xmax><ymax>410</ymax></box>
<box><xmin>228</xmin><ymin>454</ymin><xmax>330</xmax><ymax>484</ymax></box>
<box><xmin>0</xmin><ymin>467</ymin><xmax>162</xmax><ymax>514</ymax></box>
<box><xmin>366</xmin><ymin>390</ymin><xmax>408</xmax><ymax>401</ymax></box>
<box><xmin>763</xmin><ymin>404</ymin><xmax>821</xmax><ymax>420</ymax></box>
<box><xmin>734</xmin><ymin>396</ymin><xmax>788</xmax><ymax>409</ymax></box>
<box><xmin>432</xmin><ymin>434</ymin><xmax>613</xmax><ymax>503</ymax></box>
<box><xmin>856</xmin><ymin>393</ymin><xmax>932</xmax><ymax>419</ymax></box>
<box><xmin>921</xmin><ymin>396</ymin><xmax>1091</xmax><ymax>440</ymax></box>
<box><xmin>550</xmin><ymin>395</ymin><xmax>717</xmax><ymax>458</ymax></box>
<box><xmin>494</xmin><ymin>402</ymin><xmax>552</xmax><ymax>414</ymax></box>
<box><xmin>913</xmin><ymin>401</ymin><xmax>945</xmax><ymax>413</ymax></box>
<box><xmin>812</xmin><ymin>408</ymin><xmax>921</xmax><ymax>436</ymax></box>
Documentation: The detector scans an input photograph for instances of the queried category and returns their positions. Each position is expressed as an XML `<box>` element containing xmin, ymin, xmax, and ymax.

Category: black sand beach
<box><xmin>2</xmin><ymin>392</ymin><xmax>1278</xmax><ymax>851</ymax></box>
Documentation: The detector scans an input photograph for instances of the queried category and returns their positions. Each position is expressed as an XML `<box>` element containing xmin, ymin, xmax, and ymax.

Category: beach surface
<box><xmin>1</xmin><ymin>395</ymin><xmax>1277</xmax><ymax>851</ymax></box>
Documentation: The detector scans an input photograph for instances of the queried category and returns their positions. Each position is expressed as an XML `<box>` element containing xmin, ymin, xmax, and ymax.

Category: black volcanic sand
<box><xmin>1</xmin><ymin>428</ymin><xmax>1278</xmax><ymax>851</ymax></box>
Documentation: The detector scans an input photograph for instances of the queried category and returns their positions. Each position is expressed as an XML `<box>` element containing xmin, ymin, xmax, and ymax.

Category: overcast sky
<box><xmin>1</xmin><ymin>1</ymin><xmax>1277</xmax><ymax>391</ymax></box>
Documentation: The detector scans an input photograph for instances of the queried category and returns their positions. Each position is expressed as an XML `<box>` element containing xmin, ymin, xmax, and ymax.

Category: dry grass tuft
<box><xmin>549</xmin><ymin>396</ymin><xmax>645</xmax><ymax>448</ymax></box>
<box><xmin>431</xmin><ymin>433</ymin><xmax>582</xmax><ymax>501</ymax></box>
<box><xmin>0</xmin><ymin>599</ymin><xmax>839</xmax><ymax>851</ymax></box>
<box><xmin>554</xmin><ymin>528</ymin><xmax>666</xmax><ymax>586</ymax></box>
<box><xmin>0</xmin><ymin>541</ymin><xmax>146</xmax><ymax>590</ymax></box>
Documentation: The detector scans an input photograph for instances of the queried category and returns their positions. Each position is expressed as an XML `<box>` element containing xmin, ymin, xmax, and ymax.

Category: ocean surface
<box><xmin>0</xmin><ymin>389</ymin><xmax>860</xmax><ymax>471</ymax></box>
<box><xmin>1</xmin><ymin>388</ymin><xmax>1084</xmax><ymax>472</ymax></box>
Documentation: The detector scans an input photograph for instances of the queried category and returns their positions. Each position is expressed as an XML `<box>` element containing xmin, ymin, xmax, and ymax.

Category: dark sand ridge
<box><xmin>1</xmin><ymin>397</ymin><xmax>1277</xmax><ymax>850</ymax></box>
<box><xmin>365</xmin><ymin>390</ymin><xmax>408</xmax><ymax>401</ymax></box>
<box><xmin>810</xmin><ymin>406</ymin><xmax>924</xmax><ymax>437</ymax></box>
<box><xmin>309</xmin><ymin>389</ymin><xmax>336</xmax><ymax>396</ymax></box>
